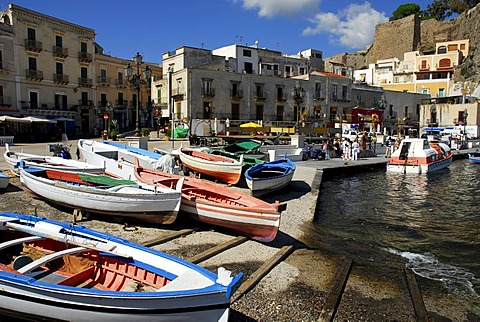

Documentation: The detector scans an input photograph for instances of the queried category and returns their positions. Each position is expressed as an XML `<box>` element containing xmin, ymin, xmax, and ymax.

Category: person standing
<box><xmin>342</xmin><ymin>138</ymin><xmax>350</xmax><ymax>160</ymax></box>
<box><xmin>352</xmin><ymin>139</ymin><xmax>360</xmax><ymax>160</ymax></box>
<box><xmin>323</xmin><ymin>140</ymin><xmax>331</xmax><ymax>160</ymax></box>
<box><xmin>361</xmin><ymin>131</ymin><xmax>368</xmax><ymax>150</ymax></box>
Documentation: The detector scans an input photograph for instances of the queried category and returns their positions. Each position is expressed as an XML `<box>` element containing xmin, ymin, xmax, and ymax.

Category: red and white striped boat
<box><xmin>177</xmin><ymin>147</ymin><xmax>243</xmax><ymax>185</ymax></box>
<box><xmin>133</xmin><ymin>158</ymin><xmax>285</xmax><ymax>242</ymax></box>
<box><xmin>387</xmin><ymin>138</ymin><xmax>453</xmax><ymax>174</ymax></box>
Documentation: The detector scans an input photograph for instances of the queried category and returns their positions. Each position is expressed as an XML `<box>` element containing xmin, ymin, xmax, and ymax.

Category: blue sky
<box><xmin>6</xmin><ymin>0</ymin><xmax>433</xmax><ymax>64</ymax></box>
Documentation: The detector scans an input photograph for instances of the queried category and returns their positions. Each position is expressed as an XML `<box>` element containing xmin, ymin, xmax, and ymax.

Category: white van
<box><xmin>342</xmin><ymin>129</ymin><xmax>359</xmax><ymax>141</ymax></box>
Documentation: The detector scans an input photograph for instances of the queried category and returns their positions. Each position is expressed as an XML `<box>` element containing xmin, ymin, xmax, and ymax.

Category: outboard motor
<box><xmin>60</xmin><ymin>147</ymin><xmax>72</xmax><ymax>159</ymax></box>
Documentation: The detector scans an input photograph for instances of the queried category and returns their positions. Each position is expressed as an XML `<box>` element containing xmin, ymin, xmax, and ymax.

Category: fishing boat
<box><xmin>178</xmin><ymin>147</ymin><xmax>243</xmax><ymax>185</ymax></box>
<box><xmin>0</xmin><ymin>172</ymin><xmax>9</xmax><ymax>189</ymax></box>
<box><xmin>77</xmin><ymin>139</ymin><xmax>177</xmax><ymax>179</ymax></box>
<box><xmin>19</xmin><ymin>165</ymin><xmax>182</xmax><ymax>224</ymax></box>
<box><xmin>244</xmin><ymin>158</ymin><xmax>296</xmax><ymax>196</ymax></box>
<box><xmin>469</xmin><ymin>152</ymin><xmax>480</xmax><ymax>164</ymax></box>
<box><xmin>133</xmin><ymin>158</ymin><xmax>285</xmax><ymax>242</ymax></box>
<box><xmin>3</xmin><ymin>143</ymin><xmax>104</xmax><ymax>175</ymax></box>
<box><xmin>386</xmin><ymin>138</ymin><xmax>453</xmax><ymax>174</ymax></box>
<box><xmin>209</xmin><ymin>149</ymin><xmax>264</xmax><ymax>173</ymax></box>
<box><xmin>0</xmin><ymin>212</ymin><xmax>242</xmax><ymax>321</ymax></box>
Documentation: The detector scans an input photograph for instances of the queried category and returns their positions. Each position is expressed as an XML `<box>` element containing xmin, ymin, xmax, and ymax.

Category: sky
<box><xmin>5</xmin><ymin>0</ymin><xmax>434</xmax><ymax>64</ymax></box>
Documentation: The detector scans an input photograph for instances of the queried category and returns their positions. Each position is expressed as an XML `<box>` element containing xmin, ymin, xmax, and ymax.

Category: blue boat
<box><xmin>244</xmin><ymin>158</ymin><xmax>296</xmax><ymax>196</ymax></box>
<box><xmin>469</xmin><ymin>152</ymin><xmax>480</xmax><ymax>164</ymax></box>
<box><xmin>0</xmin><ymin>212</ymin><xmax>243</xmax><ymax>321</ymax></box>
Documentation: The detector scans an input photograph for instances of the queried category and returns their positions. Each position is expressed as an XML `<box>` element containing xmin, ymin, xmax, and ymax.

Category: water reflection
<box><xmin>313</xmin><ymin>160</ymin><xmax>480</xmax><ymax>304</ymax></box>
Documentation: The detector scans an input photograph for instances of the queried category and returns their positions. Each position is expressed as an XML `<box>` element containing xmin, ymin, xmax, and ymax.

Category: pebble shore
<box><xmin>0</xmin><ymin>139</ymin><xmax>478</xmax><ymax>321</ymax></box>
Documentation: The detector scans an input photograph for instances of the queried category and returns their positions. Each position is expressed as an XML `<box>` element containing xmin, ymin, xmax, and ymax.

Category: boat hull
<box><xmin>178</xmin><ymin>148</ymin><xmax>242</xmax><ymax>185</ymax></box>
<box><xmin>245</xmin><ymin>159</ymin><xmax>296</xmax><ymax>196</ymax></box>
<box><xmin>133</xmin><ymin>162</ymin><xmax>282</xmax><ymax>242</ymax></box>
<box><xmin>469</xmin><ymin>153</ymin><xmax>480</xmax><ymax>164</ymax></box>
<box><xmin>0</xmin><ymin>212</ymin><xmax>242</xmax><ymax>321</ymax></box>
<box><xmin>0</xmin><ymin>173</ymin><xmax>9</xmax><ymax>189</ymax></box>
<box><xmin>19</xmin><ymin>169</ymin><xmax>181</xmax><ymax>224</ymax></box>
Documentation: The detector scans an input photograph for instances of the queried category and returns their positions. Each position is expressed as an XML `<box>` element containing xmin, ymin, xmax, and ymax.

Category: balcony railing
<box><xmin>230</xmin><ymin>89</ymin><xmax>243</xmax><ymax>100</ymax></box>
<box><xmin>172</xmin><ymin>87</ymin><xmax>185</xmax><ymax>97</ymax></box>
<box><xmin>25</xmin><ymin>69</ymin><xmax>43</xmax><ymax>81</ymax></box>
<box><xmin>254</xmin><ymin>90</ymin><xmax>267</xmax><ymax>101</ymax></box>
<box><xmin>25</xmin><ymin>39</ymin><xmax>42</xmax><ymax>52</ymax></box>
<box><xmin>97</xmin><ymin>76</ymin><xmax>111</xmax><ymax>85</ymax></box>
<box><xmin>78</xmin><ymin>77</ymin><xmax>93</xmax><ymax>87</ymax></box>
<box><xmin>276</xmin><ymin>94</ymin><xmax>287</xmax><ymax>102</ymax></box>
<box><xmin>313</xmin><ymin>91</ymin><xmax>324</xmax><ymax>100</ymax></box>
<box><xmin>0</xmin><ymin>96</ymin><xmax>12</xmax><ymax>106</ymax></box>
<box><xmin>52</xmin><ymin>46</ymin><xmax>68</xmax><ymax>58</ymax></box>
<box><xmin>201</xmin><ymin>88</ymin><xmax>215</xmax><ymax>98</ymax></box>
<box><xmin>115</xmin><ymin>79</ymin><xmax>126</xmax><ymax>88</ymax></box>
<box><xmin>53</xmin><ymin>74</ymin><xmax>69</xmax><ymax>84</ymax></box>
<box><xmin>78</xmin><ymin>51</ymin><xmax>93</xmax><ymax>63</ymax></box>
<box><xmin>78</xmin><ymin>100</ymin><xmax>94</xmax><ymax>107</ymax></box>
<box><xmin>116</xmin><ymin>99</ymin><xmax>128</xmax><ymax>107</ymax></box>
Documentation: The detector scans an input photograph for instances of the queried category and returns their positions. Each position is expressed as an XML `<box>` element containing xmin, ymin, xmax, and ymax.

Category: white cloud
<box><xmin>303</xmin><ymin>2</ymin><xmax>388</xmax><ymax>50</ymax></box>
<box><xmin>238</xmin><ymin>0</ymin><xmax>320</xmax><ymax>17</ymax></box>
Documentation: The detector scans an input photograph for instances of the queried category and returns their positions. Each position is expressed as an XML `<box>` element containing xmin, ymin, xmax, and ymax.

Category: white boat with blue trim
<box><xmin>0</xmin><ymin>212</ymin><xmax>243</xmax><ymax>321</ymax></box>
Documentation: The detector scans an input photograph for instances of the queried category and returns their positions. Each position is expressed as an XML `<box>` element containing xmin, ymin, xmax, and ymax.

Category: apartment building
<box><xmin>152</xmin><ymin>45</ymin><xmax>352</xmax><ymax>135</ymax></box>
<box><xmin>354</xmin><ymin>39</ymin><xmax>469</xmax><ymax>98</ymax></box>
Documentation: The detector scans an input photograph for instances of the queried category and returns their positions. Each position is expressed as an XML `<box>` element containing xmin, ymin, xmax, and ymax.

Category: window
<box><xmin>276</xmin><ymin>105</ymin><xmax>284</xmax><ymax>121</ymax></box>
<box><xmin>55</xmin><ymin>93</ymin><xmax>67</xmax><ymax>110</ymax></box>
<box><xmin>438</xmin><ymin>58</ymin><xmax>451</xmax><ymax>68</ymax></box>
<box><xmin>100</xmin><ymin>69</ymin><xmax>107</xmax><ymax>83</ymax></box>
<box><xmin>404</xmin><ymin>106</ymin><xmax>408</xmax><ymax>118</ymax></box>
<box><xmin>203</xmin><ymin>102</ymin><xmax>211</xmax><ymax>119</ymax></box>
<box><xmin>81</xmin><ymin>67</ymin><xmax>87</xmax><ymax>78</ymax></box>
<box><xmin>420</xmin><ymin>60</ymin><xmax>427</xmax><ymax>69</ymax></box>
<box><xmin>117</xmin><ymin>92</ymin><xmax>124</xmax><ymax>106</ymax></box>
<box><xmin>231</xmin><ymin>103</ymin><xmax>240</xmax><ymax>120</ymax></box>
<box><xmin>29</xmin><ymin>91</ymin><xmax>39</xmax><ymax>109</ymax></box>
<box><xmin>28</xmin><ymin>57</ymin><xmax>37</xmax><ymax>71</ymax></box>
<box><xmin>244</xmin><ymin>62</ymin><xmax>253</xmax><ymax>74</ymax></box>
<box><xmin>56</xmin><ymin>62</ymin><xmax>63</xmax><ymax>75</ymax></box>
<box><xmin>55</xmin><ymin>35</ymin><xmax>63</xmax><ymax>47</ymax></box>
<box><xmin>117</xmin><ymin>72</ymin><xmax>124</xmax><ymax>86</ymax></box>
<box><xmin>276</xmin><ymin>87</ymin><xmax>284</xmax><ymax>100</ymax></box>
<box><xmin>81</xmin><ymin>92</ymin><xmax>88</xmax><ymax>106</ymax></box>
<box><xmin>100</xmin><ymin>93</ymin><xmax>107</xmax><ymax>107</ymax></box>
<box><xmin>202</xmin><ymin>79</ymin><xmax>213</xmax><ymax>96</ymax></box>
<box><xmin>80</xmin><ymin>41</ymin><xmax>87</xmax><ymax>53</ymax></box>
<box><xmin>439</xmin><ymin>88</ymin><xmax>445</xmax><ymax>97</ymax></box>
<box><xmin>332</xmin><ymin>84</ymin><xmax>337</xmax><ymax>99</ymax></box>
<box><xmin>422</xmin><ymin>89</ymin><xmax>429</xmax><ymax>94</ymax></box>
<box><xmin>437</xmin><ymin>45</ymin><xmax>447</xmax><ymax>54</ymax></box>
<box><xmin>0</xmin><ymin>50</ymin><xmax>2</xmax><ymax>69</ymax></box>
<box><xmin>299</xmin><ymin>67</ymin><xmax>305</xmax><ymax>74</ymax></box>
<box><xmin>255</xmin><ymin>84</ymin><xmax>264</xmax><ymax>98</ymax></box>
<box><xmin>255</xmin><ymin>104</ymin><xmax>263</xmax><ymax>120</ymax></box>
<box><xmin>27</xmin><ymin>27</ymin><xmax>36</xmax><ymax>40</ymax></box>
<box><xmin>315</xmin><ymin>83</ymin><xmax>321</xmax><ymax>99</ymax></box>
<box><xmin>243</xmin><ymin>49</ymin><xmax>251</xmax><ymax>57</ymax></box>
<box><xmin>342</xmin><ymin>85</ymin><xmax>348</xmax><ymax>100</ymax></box>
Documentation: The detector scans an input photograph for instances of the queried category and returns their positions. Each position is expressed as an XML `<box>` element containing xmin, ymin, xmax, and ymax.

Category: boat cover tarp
<box><xmin>78</xmin><ymin>173</ymin><xmax>136</xmax><ymax>186</ymax></box>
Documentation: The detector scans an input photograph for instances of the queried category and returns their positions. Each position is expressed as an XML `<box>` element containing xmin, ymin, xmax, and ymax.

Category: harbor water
<box><xmin>311</xmin><ymin>158</ymin><xmax>480</xmax><ymax>310</ymax></box>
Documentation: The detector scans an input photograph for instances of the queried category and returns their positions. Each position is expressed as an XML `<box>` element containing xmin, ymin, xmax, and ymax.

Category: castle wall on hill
<box><xmin>370</xmin><ymin>14</ymin><xmax>420</xmax><ymax>63</ymax></box>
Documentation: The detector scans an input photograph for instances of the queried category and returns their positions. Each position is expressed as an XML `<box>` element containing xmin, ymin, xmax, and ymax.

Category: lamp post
<box><xmin>291</xmin><ymin>81</ymin><xmax>305</xmax><ymax>134</ymax></box>
<box><xmin>125</xmin><ymin>52</ymin><xmax>151</xmax><ymax>137</ymax></box>
<box><xmin>464</xmin><ymin>108</ymin><xmax>468</xmax><ymax>144</ymax></box>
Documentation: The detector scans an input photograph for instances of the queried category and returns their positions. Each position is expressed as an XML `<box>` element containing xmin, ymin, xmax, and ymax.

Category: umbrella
<box><xmin>240</xmin><ymin>122</ymin><xmax>262</xmax><ymax>128</ymax></box>
<box><xmin>0</xmin><ymin>116</ymin><xmax>31</xmax><ymax>123</ymax></box>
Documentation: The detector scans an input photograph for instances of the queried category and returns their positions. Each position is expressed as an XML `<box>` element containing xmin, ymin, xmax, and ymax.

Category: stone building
<box><xmin>152</xmin><ymin>45</ymin><xmax>353</xmax><ymax>136</ymax></box>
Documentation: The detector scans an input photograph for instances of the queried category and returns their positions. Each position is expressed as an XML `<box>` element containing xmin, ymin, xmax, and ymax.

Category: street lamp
<box><xmin>464</xmin><ymin>108</ymin><xmax>468</xmax><ymax>143</ymax></box>
<box><xmin>291</xmin><ymin>81</ymin><xmax>305</xmax><ymax>134</ymax></box>
<box><xmin>125</xmin><ymin>52</ymin><xmax>151</xmax><ymax>137</ymax></box>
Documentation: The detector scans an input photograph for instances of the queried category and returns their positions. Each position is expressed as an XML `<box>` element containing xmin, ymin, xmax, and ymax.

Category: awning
<box><xmin>240</xmin><ymin>122</ymin><xmax>262</xmax><ymax>128</ymax></box>
<box><xmin>54</xmin><ymin>117</ymin><xmax>75</xmax><ymax>122</ymax></box>
<box><xmin>0</xmin><ymin>116</ymin><xmax>57</xmax><ymax>123</ymax></box>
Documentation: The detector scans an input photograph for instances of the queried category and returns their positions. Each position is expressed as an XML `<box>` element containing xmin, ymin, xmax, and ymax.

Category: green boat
<box><xmin>209</xmin><ymin>149</ymin><xmax>264</xmax><ymax>173</ymax></box>
<box><xmin>221</xmin><ymin>139</ymin><xmax>263</xmax><ymax>155</ymax></box>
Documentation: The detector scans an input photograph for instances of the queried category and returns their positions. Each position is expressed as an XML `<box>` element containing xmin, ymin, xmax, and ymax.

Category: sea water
<box><xmin>311</xmin><ymin>159</ymin><xmax>479</xmax><ymax>309</ymax></box>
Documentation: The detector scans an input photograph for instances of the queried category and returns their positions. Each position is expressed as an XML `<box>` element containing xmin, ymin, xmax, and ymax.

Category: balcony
<box><xmin>313</xmin><ymin>91</ymin><xmax>324</xmax><ymax>101</ymax></box>
<box><xmin>115</xmin><ymin>99</ymin><xmax>128</xmax><ymax>107</ymax></box>
<box><xmin>172</xmin><ymin>87</ymin><xmax>185</xmax><ymax>98</ymax></box>
<box><xmin>230</xmin><ymin>89</ymin><xmax>243</xmax><ymax>100</ymax></box>
<box><xmin>97</xmin><ymin>76</ymin><xmax>111</xmax><ymax>86</ymax></box>
<box><xmin>418</xmin><ymin>64</ymin><xmax>430</xmax><ymax>71</ymax></box>
<box><xmin>276</xmin><ymin>94</ymin><xmax>287</xmax><ymax>102</ymax></box>
<box><xmin>78</xmin><ymin>77</ymin><xmax>93</xmax><ymax>87</ymax></box>
<box><xmin>78</xmin><ymin>100</ymin><xmax>94</xmax><ymax>108</ymax></box>
<box><xmin>53</xmin><ymin>74</ymin><xmax>69</xmax><ymax>85</ymax></box>
<box><xmin>24</xmin><ymin>39</ymin><xmax>42</xmax><ymax>52</ymax></box>
<box><xmin>254</xmin><ymin>90</ymin><xmax>267</xmax><ymax>101</ymax></box>
<box><xmin>25</xmin><ymin>69</ymin><xmax>43</xmax><ymax>81</ymax></box>
<box><xmin>52</xmin><ymin>46</ymin><xmax>68</xmax><ymax>58</ymax></box>
<box><xmin>0</xmin><ymin>96</ymin><xmax>12</xmax><ymax>107</ymax></box>
<box><xmin>115</xmin><ymin>79</ymin><xmax>126</xmax><ymax>88</ymax></box>
<box><xmin>201</xmin><ymin>88</ymin><xmax>215</xmax><ymax>98</ymax></box>
<box><xmin>78</xmin><ymin>51</ymin><xmax>92</xmax><ymax>63</ymax></box>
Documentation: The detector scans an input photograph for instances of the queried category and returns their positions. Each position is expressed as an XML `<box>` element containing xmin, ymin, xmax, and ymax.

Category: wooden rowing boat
<box><xmin>244</xmin><ymin>158</ymin><xmax>296</xmax><ymax>196</ymax></box>
<box><xmin>177</xmin><ymin>147</ymin><xmax>243</xmax><ymax>185</ymax></box>
<box><xmin>0</xmin><ymin>212</ymin><xmax>243</xmax><ymax>321</ymax></box>
<box><xmin>3</xmin><ymin>143</ymin><xmax>104</xmax><ymax>175</ymax></box>
<box><xmin>19</xmin><ymin>165</ymin><xmax>182</xmax><ymax>224</ymax></box>
<box><xmin>133</xmin><ymin>158</ymin><xmax>285</xmax><ymax>242</ymax></box>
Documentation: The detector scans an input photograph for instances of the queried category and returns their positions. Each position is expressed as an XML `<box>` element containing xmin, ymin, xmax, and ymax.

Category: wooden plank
<box><xmin>318</xmin><ymin>256</ymin><xmax>353</xmax><ymax>322</ymax></box>
<box><xmin>140</xmin><ymin>229</ymin><xmax>195</xmax><ymax>247</ymax></box>
<box><xmin>231</xmin><ymin>245</ymin><xmax>294</xmax><ymax>303</ymax></box>
<box><xmin>188</xmin><ymin>236</ymin><xmax>248</xmax><ymax>264</ymax></box>
<box><xmin>405</xmin><ymin>268</ymin><xmax>429</xmax><ymax>322</ymax></box>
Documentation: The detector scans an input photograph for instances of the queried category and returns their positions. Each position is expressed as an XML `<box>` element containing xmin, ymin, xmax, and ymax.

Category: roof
<box><xmin>314</xmin><ymin>71</ymin><xmax>350</xmax><ymax>79</ymax></box>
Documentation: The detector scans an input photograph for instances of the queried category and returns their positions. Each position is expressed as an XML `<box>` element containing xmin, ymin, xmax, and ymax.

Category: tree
<box><xmin>390</xmin><ymin>3</ymin><xmax>421</xmax><ymax>21</ymax></box>
<box><xmin>424</xmin><ymin>0</ymin><xmax>480</xmax><ymax>20</ymax></box>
